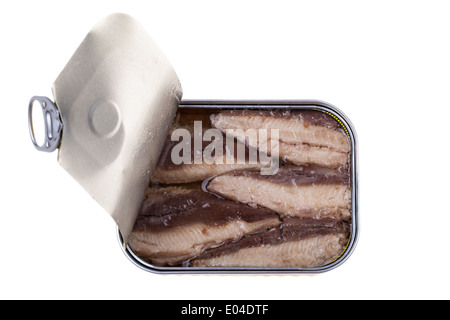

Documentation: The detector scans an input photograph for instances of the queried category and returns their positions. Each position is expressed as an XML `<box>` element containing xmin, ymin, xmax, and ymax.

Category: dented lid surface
<box><xmin>52</xmin><ymin>13</ymin><xmax>182</xmax><ymax>242</ymax></box>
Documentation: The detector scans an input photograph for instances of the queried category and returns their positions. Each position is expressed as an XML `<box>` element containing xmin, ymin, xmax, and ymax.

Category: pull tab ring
<box><xmin>28</xmin><ymin>96</ymin><xmax>63</xmax><ymax>152</ymax></box>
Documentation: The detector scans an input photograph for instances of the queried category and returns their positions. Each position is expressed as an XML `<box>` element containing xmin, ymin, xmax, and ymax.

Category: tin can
<box><xmin>119</xmin><ymin>99</ymin><xmax>358</xmax><ymax>274</ymax></box>
<box><xmin>28</xmin><ymin>14</ymin><xmax>358</xmax><ymax>274</ymax></box>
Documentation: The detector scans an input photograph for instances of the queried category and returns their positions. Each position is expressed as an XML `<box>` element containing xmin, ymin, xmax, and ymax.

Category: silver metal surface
<box><xmin>118</xmin><ymin>99</ymin><xmax>359</xmax><ymax>274</ymax></box>
<box><xmin>50</xmin><ymin>13</ymin><xmax>182</xmax><ymax>242</ymax></box>
<box><xmin>28</xmin><ymin>96</ymin><xmax>63</xmax><ymax>152</ymax></box>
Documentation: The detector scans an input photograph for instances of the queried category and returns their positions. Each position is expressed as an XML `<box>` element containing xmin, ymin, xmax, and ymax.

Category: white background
<box><xmin>1</xmin><ymin>0</ymin><xmax>449</xmax><ymax>300</ymax></box>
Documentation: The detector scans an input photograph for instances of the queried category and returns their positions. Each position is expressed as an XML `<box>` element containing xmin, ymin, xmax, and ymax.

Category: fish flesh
<box><xmin>210</xmin><ymin>110</ymin><xmax>350</xmax><ymax>168</ymax></box>
<box><xmin>207</xmin><ymin>165</ymin><xmax>352</xmax><ymax>220</ymax></box>
<box><xmin>190</xmin><ymin>218</ymin><xmax>349</xmax><ymax>268</ymax></box>
<box><xmin>278</xmin><ymin>142</ymin><xmax>348</xmax><ymax>168</ymax></box>
<box><xmin>128</xmin><ymin>187</ymin><xmax>280</xmax><ymax>266</ymax></box>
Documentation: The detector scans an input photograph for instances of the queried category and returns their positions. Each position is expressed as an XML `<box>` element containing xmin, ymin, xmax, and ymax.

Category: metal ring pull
<box><xmin>28</xmin><ymin>96</ymin><xmax>63</xmax><ymax>152</ymax></box>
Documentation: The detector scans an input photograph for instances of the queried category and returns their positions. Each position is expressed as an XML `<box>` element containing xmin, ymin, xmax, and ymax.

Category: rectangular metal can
<box><xmin>118</xmin><ymin>99</ymin><xmax>359</xmax><ymax>274</ymax></box>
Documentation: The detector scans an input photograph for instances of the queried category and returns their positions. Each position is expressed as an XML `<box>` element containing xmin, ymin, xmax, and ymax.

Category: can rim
<box><xmin>117</xmin><ymin>99</ymin><xmax>359</xmax><ymax>274</ymax></box>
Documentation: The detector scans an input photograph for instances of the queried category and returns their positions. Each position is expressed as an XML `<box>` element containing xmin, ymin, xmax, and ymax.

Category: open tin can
<box><xmin>29</xmin><ymin>14</ymin><xmax>358</xmax><ymax>274</ymax></box>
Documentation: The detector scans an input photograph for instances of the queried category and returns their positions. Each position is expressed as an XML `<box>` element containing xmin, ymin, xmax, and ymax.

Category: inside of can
<box><xmin>123</xmin><ymin>103</ymin><xmax>356</xmax><ymax>271</ymax></box>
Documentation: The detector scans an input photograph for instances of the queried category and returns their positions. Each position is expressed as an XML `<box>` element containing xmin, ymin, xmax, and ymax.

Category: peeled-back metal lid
<box><xmin>28</xmin><ymin>13</ymin><xmax>182</xmax><ymax>242</ymax></box>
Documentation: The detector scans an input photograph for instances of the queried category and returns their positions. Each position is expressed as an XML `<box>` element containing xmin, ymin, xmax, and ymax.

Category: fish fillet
<box><xmin>190</xmin><ymin>219</ymin><xmax>349</xmax><ymax>268</ymax></box>
<box><xmin>211</xmin><ymin>110</ymin><xmax>350</xmax><ymax>168</ymax></box>
<box><xmin>279</xmin><ymin>142</ymin><xmax>349</xmax><ymax>168</ymax></box>
<box><xmin>207</xmin><ymin>166</ymin><xmax>351</xmax><ymax>220</ymax></box>
<box><xmin>128</xmin><ymin>188</ymin><xmax>280</xmax><ymax>266</ymax></box>
<box><xmin>151</xmin><ymin>125</ymin><xmax>265</xmax><ymax>184</ymax></box>
<box><xmin>151</xmin><ymin>155</ymin><xmax>262</xmax><ymax>184</ymax></box>
<box><xmin>191</xmin><ymin>234</ymin><xmax>347</xmax><ymax>268</ymax></box>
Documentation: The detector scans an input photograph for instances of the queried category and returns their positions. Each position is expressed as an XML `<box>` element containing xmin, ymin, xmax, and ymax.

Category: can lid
<box><xmin>48</xmin><ymin>14</ymin><xmax>182</xmax><ymax>242</ymax></box>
